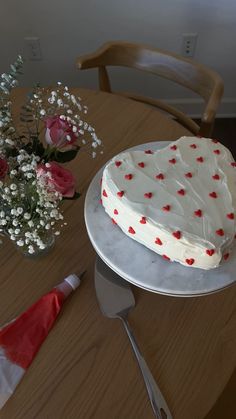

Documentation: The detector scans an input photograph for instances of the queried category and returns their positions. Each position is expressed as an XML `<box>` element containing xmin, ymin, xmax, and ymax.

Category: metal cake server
<box><xmin>94</xmin><ymin>256</ymin><xmax>173</xmax><ymax>419</ymax></box>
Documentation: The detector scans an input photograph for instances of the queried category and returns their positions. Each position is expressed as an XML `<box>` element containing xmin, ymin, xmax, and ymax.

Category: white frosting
<box><xmin>101</xmin><ymin>136</ymin><xmax>236</xmax><ymax>270</ymax></box>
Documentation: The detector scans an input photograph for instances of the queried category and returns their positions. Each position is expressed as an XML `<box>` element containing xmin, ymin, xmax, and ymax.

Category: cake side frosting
<box><xmin>101</xmin><ymin>136</ymin><xmax>236</xmax><ymax>270</ymax></box>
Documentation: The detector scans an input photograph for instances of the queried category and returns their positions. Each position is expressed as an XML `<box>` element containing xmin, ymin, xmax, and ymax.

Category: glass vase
<box><xmin>14</xmin><ymin>230</ymin><xmax>55</xmax><ymax>258</ymax></box>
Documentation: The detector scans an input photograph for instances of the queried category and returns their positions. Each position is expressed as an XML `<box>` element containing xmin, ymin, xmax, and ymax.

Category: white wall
<box><xmin>0</xmin><ymin>0</ymin><xmax>236</xmax><ymax>116</ymax></box>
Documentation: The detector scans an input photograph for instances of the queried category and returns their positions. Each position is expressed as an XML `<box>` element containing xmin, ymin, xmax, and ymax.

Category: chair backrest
<box><xmin>77</xmin><ymin>41</ymin><xmax>224</xmax><ymax>136</ymax></box>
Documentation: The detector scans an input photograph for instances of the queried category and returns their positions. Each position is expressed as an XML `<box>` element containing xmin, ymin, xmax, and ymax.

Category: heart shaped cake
<box><xmin>101</xmin><ymin>136</ymin><xmax>236</xmax><ymax>269</ymax></box>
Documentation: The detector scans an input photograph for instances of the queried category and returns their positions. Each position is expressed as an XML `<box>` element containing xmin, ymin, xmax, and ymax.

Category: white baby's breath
<box><xmin>0</xmin><ymin>150</ymin><xmax>65</xmax><ymax>251</ymax></box>
<box><xmin>0</xmin><ymin>56</ymin><xmax>102</xmax><ymax>254</ymax></box>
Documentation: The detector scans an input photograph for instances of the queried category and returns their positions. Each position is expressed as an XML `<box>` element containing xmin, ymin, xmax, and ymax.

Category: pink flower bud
<box><xmin>44</xmin><ymin>116</ymin><xmax>77</xmax><ymax>148</ymax></box>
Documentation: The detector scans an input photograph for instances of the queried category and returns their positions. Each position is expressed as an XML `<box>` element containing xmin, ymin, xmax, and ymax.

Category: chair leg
<box><xmin>199</xmin><ymin>121</ymin><xmax>214</xmax><ymax>138</ymax></box>
<box><xmin>98</xmin><ymin>66</ymin><xmax>111</xmax><ymax>92</ymax></box>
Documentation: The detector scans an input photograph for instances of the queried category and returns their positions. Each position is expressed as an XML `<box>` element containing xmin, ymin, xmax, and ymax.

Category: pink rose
<box><xmin>44</xmin><ymin>116</ymin><xmax>77</xmax><ymax>148</ymax></box>
<box><xmin>0</xmin><ymin>158</ymin><xmax>8</xmax><ymax>179</ymax></box>
<box><xmin>37</xmin><ymin>162</ymin><xmax>76</xmax><ymax>198</ymax></box>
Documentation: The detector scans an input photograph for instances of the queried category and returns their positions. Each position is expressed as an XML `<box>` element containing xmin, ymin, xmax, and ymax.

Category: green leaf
<box><xmin>63</xmin><ymin>191</ymin><xmax>81</xmax><ymax>200</ymax></box>
<box><xmin>22</xmin><ymin>105</ymin><xmax>32</xmax><ymax>112</ymax></box>
<box><xmin>33</xmin><ymin>141</ymin><xmax>45</xmax><ymax>157</ymax></box>
<box><xmin>52</xmin><ymin>147</ymin><xmax>80</xmax><ymax>163</ymax></box>
<box><xmin>22</xmin><ymin>140</ymin><xmax>45</xmax><ymax>157</ymax></box>
<box><xmin>5</xmin><ymin>147</ymin><xmax>18</xmax><ymax>157</ymax></box>
<box><xmin>22</xmin><ymin>143</ymin><xmax>33</xmax><ymax>153</ymax></box>
<box><xmin>2</xmin><ymin>126</ymin><xmax>11</xmax><ymax>133</ymax></box>
<box><xmin>20</xmin><ymin>117</ymin><xmax>33</xmax><ymax>122</ymax></box>
<box><xmin>20</xmin><ymin>116</ymin><xmax>33</xmax><ymax>122</ymax></box>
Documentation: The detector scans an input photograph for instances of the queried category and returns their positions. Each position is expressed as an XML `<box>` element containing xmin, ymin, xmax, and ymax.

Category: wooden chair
<box><xmin>77</xmin><ymin>41</ymin><xmax>224</xmax><ymax>137</ymax></box>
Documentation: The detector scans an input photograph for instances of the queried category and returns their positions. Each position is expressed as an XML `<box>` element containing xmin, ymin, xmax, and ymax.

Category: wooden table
<box><xmin>1</xmin><ymin>88</ymin><xmax>236</xmax><ymax>419</ymax></box>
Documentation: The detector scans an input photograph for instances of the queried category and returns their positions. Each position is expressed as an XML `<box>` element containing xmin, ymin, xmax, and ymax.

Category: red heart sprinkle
<box><xmin>214</xmin><ymin>149</ymin><xmax>220</xmax><ymax>154</ymax></box>
<box><xmin>162</xmin><ymin>205</ymin><xmax>171</xmax><ymax>212</ymax></box>
<box><xmin>169</xmin><ymin>158</ymin><xmax>176</xmax><ymax>164</ymax></box>
<box><xmin>178</xmin><ymin>189</ymin><xmax>185</xmax><ymax>196</ymax></box>
<box><xmin>185</xmin><ymin>172</ymin><xmax>193</xmax><ymax>178</ymax></box>
<box><xmin>212</xmin><ymin>174</ymin><xmax>220</xmax><ymax>180</ymax></box>
<box><xmin>172</xmin><ymin>230</ymin><xmax>181</xmax><ymax>239</ymax></box>
<box><xmin>99</xmin><ymin>199</ymin><xmax>102</xmax><ymax>205</ymax></box>
<box><xmin>145</xmin><ymin>150</ymin><xmax>153</xmax><ymax>154</ymax></box>
<box><xmin>114</xmin><ymin>209</ymin><xmax>118</xmax><ymax>215</ymax></box>
<box><xmin>216</xmin><ymin>229</ymin><xmax>224</xmax><ymax>236</ymax></box>
<box><xmin>128</xmin><ymin>226</ymin><xmax>135</xmax><ymax>234</ymax></box>
<box><xmin>197</xmin><ymin>156</ymin><xmax>204</xmax><ymax>163</ymax></box>
<box><xmin>140</xmin><ymin>216</ymin><xmax>147</xmax><ymax>224</ymax></box>
<box><xmin>156</xmin><ymin>173</ymin><xmax>165</xmax><ymax>180</ymax></box>
<box><xmin>186</xmin><ymin>258</ymin><xmax>195</xmax><ymax>265</ymax></box>
<box><xmin>206</xmin><ymin>249</ymin><xmax>215</xmax><ymax>256</ymax></box>
<box><xmin>227</xmin><ymin>213</ymin><xmax>234</xmax><ymax>220</ymax></box>
<box><xmin>138</xmin><ymin>162</ymin><xmax>145</xmax><ymax>168</ymax></box>
<box><xmin>209</xmin><ymin>192</ymin><xmax>217</xmax><ymax>198</ymax></box>
<box><xmin>170</xmin><ymin>145</ymin><xmax>177</xmax><ymax>150</ymax></box>
<box><xmin>115</xmin><ymin>161</ymin><xmax>122</xmax><ymax>167</ymax></box>
<box><xmin>102</xmin><ymin>189</ymin><xmax>108</xmax><ymax>197</ymax></box>
<box><xmin>155</xmin><ymin>237</ymin><xmax>163</xmax><ymax>245</ymax></box>
<box><xmin>111</xmin><ymin>218</ymin><xmax>117</xmax><ymax>225</ymax></box>
<box><xmin>144</xmin><ymin>192</ymin><xmax>152</xmax><ymax>199</ymax></box>
<box><xmin>231</xmin><ymin>162</ymin><xmax>236</xmax><ymax>167</ymax></box>
<box><xmin>117</xmin><ymin>191</ymin><xmax>124</xmax><ymax>198</ymax></box>
<box><xmin>190</xmin><ymin>144</ymin><xmax>197</xmax><ymax>149</ymax></box>
<box><xmin>212</xmin><ymin>139</ymin><xmax>218</xmax><ymax>143</ymax></box>
<box><xmin>125</xmin><ymin>173</ymin><xmax>133</xmax><ymax>180</ymax></box>
<box><xmin>224</xmin><ymin>253</ymin><xmax>229</xmax><ymax>260</ymax></box>
<box><xmin>194</xmin><ymin>209</ymin><xmax>202</xmax><ymax>217</ymax></box>
<box><xmin>162</xmin><ymin>254</ymin><xmax>170</xmax><ymax>261</ymax></box>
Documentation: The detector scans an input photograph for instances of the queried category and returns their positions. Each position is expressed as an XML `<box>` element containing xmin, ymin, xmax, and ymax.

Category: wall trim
<box><xmin>165</xmin><ymin>98</ymin><xmax>236</xmax><ymax>119</ymax></box>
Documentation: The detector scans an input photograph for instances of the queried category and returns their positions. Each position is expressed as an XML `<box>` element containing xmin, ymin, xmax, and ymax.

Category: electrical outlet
<box><xmin>181</xmin><ymin>33</ymin><xmax>198</xmax><ymax>58</ymax></box>
<box><xmin>24</xmin><ymin>37</ymin><xmax>42</xmax><ymax>61</ymax></box>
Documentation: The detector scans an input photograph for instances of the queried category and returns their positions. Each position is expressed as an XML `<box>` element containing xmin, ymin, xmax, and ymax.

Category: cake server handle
<box><xmin>119</xmin><ymin>316</ymin><xmax>173</xmax><ymax>419</ymax></box>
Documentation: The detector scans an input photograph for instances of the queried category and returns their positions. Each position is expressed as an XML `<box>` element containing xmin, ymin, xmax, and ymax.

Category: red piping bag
<box><xmin>0</xmin><ymin>273</ymin><xmax>81</xmax><ymax>409</ymax></box>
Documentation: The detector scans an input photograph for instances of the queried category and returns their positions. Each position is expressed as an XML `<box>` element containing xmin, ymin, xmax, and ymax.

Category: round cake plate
<box><xmin>84</xmin><ymin>141</ymin><xmax>236</xmax><ymax>297</ymax></box>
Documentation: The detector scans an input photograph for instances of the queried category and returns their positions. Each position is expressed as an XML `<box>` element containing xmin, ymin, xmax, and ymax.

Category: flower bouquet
<box><xmin>0</xmin><ymin>56</ymin><xmax>102</xmax><ymax>256</ymax></box>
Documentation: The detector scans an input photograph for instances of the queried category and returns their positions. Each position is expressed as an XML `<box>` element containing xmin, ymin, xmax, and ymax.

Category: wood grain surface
<box><xmin>0</xmin><ymin>88</ymin><xmax>235</xmax><ymax>419</ymax></box>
